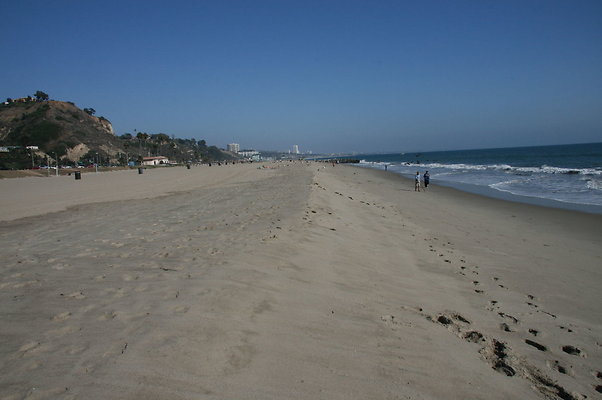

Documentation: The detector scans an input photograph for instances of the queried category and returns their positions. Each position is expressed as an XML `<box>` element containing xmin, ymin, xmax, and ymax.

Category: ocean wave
<box><xmin>488</xmin><ymin>180</ymin><xmax>602</xmax><ymax>206</ymax></box>
<box><xmin>379</xmin><ymin>161</ymin><xmax>602</xmax><ymax>176</ymax></box>
<box><xmin>359</xmin><ymin>160</ymin><xmax>391</xmax><ymax>166</ymax></box>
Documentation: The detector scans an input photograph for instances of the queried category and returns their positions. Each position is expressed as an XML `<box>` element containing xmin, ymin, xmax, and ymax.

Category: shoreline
<box><xmin>354</xmin><ymin>164</ymin><xmax>602</xmax><ymax>215</ymax></box>
<box><xmin>1</xmin><ymin>162</ymin><xmax>600</xmax><ymax>399</ymax></box>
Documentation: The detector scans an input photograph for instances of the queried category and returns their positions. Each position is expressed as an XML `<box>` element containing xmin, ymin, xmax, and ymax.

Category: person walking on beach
<box><xmin>415</xmin><ymin>171</ymin><xmax>421</xmax><ymax>192</ymax></box>
<box><xmin>423</xmin><ymin>171</ymin><xmax>430</xmax><ymax>189</ymax></box>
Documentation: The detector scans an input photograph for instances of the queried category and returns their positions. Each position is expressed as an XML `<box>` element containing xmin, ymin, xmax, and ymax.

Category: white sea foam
<box><xmin>586</xmin><ymin>178</ymin><xmax>602</xmax><ymax>191</ymax></box>
<box><xmin>489</xmin><ymin>180</ymin><xmax>520</xmax><ymax>191</ymax></box>
<box><xmin>386</xmin><ymin>161</ymin><xmax>602</xmax><ymax>176</ymax></box>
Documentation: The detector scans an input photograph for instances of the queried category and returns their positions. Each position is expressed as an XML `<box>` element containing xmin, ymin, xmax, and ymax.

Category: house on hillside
<box><xmin>12</xmin><ymin>97</ymin><xmax>35</xmax><ymax>103</ymax></box>
<box><xmin>142</xmin><ymin>156</ymin><xmax>169</xmax><ymax>166</ymax></box>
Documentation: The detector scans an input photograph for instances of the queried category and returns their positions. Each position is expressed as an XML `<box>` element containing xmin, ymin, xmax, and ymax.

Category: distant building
<box><xmin>0</xmin><ymin>145</ymin><xmax>32</xmax><ymax>152</ymax></box>
<box><xmin>227</xmin><ymin>143</ymin><xmax>240</xmax><ymax>153</ymax></box>
<box><xmin>238</xmin><ymin>149</ymin><xmax>259</xmax><ymax>158</ymax></box>
<box><xmin>10</xmin><ymin>97</ymin><xmax>35</xmax><ymax>103</ymax></box>
<box><xmin>142</xmin><ymin>156</ymin><xmax>169</xmax><ymax>166</ymax></box>
<box><xmin>292</xmin><ymin>145</ymin><xmax>299</xmax><ymax>154</ymax></box>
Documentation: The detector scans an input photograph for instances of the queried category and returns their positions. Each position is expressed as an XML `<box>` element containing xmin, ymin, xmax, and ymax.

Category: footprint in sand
<box><xmin>48</xmin><ymin>325</ymin><xmax>79</xmax><ymax>336</ymax></box>
<box><xmin>498</xmin><ymin>312</ymin><xmax>519</xmax><ymax>324</ymax></box>
<box><xmin>18</xmin><ymin>341</ymin><xmax>51</xmax><ymax>357</ymax></box>
<box><xmin>11</xmin><ymin>280</ymin><xmax>40</xmax><ymax>289</ymax></box>
<box><xmin>500</xmin><ymin>323</ymin><xmax>514</xmax><ymax>332</ymax></box>
<box><xmin>481</xmin><ymin>340</ymin><xmax>516</xmax><ymax>377</ymax></box>
<box><xmin>561</xmin><ymin>345</ymin><xmax>584</xmax><ymax>357</ymax></box>
<box><xmin>51</xmin><ymin>311</ymin><xmax>72</xmax><ymax>321</ymax></box>
<box><xmin>122</xmin><ymin>274</ymin><xmax>138</xmax><ymax>281</ymax></box>
<box><xmin>486</xmin><ymin>300</ymin><xmax>499</xmax><ymax>312</ymax></box>
<box><xmin>463</xmin><ymin>331</ymin><xmax>485</xmax><ymax>343</ymax></box>
<box><xmin>19</xmin><ymin>341</ymin><xmax>41</xmax><ymax>353</ymax></box>
<box><xmin>548</xmin><ymin>360</ymin><xmax>572</xmax><ymax>375</ymax></box>
<box><xmin>134</xmin><ymin>284</ymin><xmax>149</xmax><ymax>293</ymax></box>
<box><xmin>63</xmin><ymin>291</ymin><xmax>86</xmax><ymax>299</ymax></box>
<box><xmin>66</xmin><ymin>345</ymin><xmax>88</xmax><ymax>355</ymax></box>
<box><xmin>525</xmin><ymin>339</ymin><xmax>547</xmax><ymax>352</ymax></box>
<box><xmin>51</xmin><ymin>263</ymin><xmax>71</xmax><ymax>270</ymax></box>
<box><xmin>173</xmin><ymin>305</ymin><xmax>190</xmax><ymax>314</ymax></box>
<box><xmin>98</xmin><ymin>311</ymin><xmax>118</xmax><ymax>320</ymax></box>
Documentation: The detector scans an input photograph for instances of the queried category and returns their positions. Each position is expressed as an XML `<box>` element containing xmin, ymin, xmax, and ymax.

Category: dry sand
<box><xmin>0</xmin><ymin>163</ymin><xmax>600</xmax><ymax>399</ymax></box>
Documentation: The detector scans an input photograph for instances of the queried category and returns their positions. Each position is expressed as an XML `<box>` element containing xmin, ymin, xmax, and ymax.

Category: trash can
<box><xmin>138</xmin><ymin>167</ymin><xmax>144</xmax><ymax>174</ymax></box>
<box><xmin>74</xmin><ymin>171</ymin><xmax>81</xmax><ymax>180</ymax></box>
<box><xmin>187</xmin><ymin>164</ymin><xmax>191</xmax><ymax>169</ymax></box>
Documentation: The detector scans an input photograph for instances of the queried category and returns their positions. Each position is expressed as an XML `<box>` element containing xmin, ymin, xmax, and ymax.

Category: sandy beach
<box><xmin>1</xmin><ymin>162</ymin><xmax>600</xmax><ymax>400</ymax></box>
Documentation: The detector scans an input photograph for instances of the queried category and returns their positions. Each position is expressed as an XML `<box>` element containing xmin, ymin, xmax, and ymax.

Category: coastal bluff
<box><xmin>0</xmin><ymin>100</ymin><xmax>118</xmax><ymax>162</ymax></box>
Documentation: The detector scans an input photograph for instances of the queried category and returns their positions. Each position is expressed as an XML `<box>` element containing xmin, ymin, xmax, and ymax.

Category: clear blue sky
<box><xmin>2</xmin><ymin>0</ymin><xmax>601</xmax><ymax>153</ymax></box>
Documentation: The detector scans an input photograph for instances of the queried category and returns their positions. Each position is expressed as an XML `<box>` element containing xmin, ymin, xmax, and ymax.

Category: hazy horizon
<box><xmin>2</xmin><ymin>1</ymin><xmax>601</xmax><ymax>154</ymax></box>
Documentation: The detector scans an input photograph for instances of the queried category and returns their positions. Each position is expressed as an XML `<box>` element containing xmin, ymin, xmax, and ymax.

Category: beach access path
<box><xmin>1</xmin><ymin>162</ymin><xmax>600</xmax><ymax>399</ymax></box>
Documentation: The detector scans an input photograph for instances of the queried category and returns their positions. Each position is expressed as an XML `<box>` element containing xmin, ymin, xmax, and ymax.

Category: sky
<box><xmin>2</xmin><ymin>0</ymin><xmax>601</xmax><ymax>154</ymax></box>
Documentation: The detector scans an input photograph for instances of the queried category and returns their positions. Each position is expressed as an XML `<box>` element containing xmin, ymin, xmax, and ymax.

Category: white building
<box><xmin>227</xmin><ymin>143</ymin><xmax>240</xmax><ymax>153</ymax></box>
<box><xmin>142</xmin><ymin>156</ymin><xmax>169</xmax><ymax>166</ymax></box>
<box><xmin>238</xmin><ymin>149</ymin><xmax>259</xmax><ymax>158</ymax></box>
<box><xmin>292</xmin><ymin>145</ymin><xmax>299</xmax><ymax>154</ymax></box>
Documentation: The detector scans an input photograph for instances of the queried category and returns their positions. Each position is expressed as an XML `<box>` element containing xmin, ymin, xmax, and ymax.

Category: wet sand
<box><xmin>1</xmin><ymin>162</ymin><xmax>600</xmax><ymax>399</ymax></box>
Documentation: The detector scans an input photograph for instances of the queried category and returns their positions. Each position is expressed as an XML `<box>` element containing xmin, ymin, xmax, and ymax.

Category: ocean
<box><xmin>352</xmin><ymin>142</ymin><xmax>602</xmax><ymax>214</ymax></box>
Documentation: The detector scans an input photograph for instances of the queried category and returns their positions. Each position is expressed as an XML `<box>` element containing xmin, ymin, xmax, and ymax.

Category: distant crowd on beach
<box><xmin>414</xmin><ymin>171</ymin><xmax>430</xmax><ymax>192</ymax></box>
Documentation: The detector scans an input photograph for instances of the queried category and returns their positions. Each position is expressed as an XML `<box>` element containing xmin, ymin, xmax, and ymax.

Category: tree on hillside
<box><xmin>34</xmin><ymin>91</ymin><xmax>49</xmax><ymax>101</ymax></box>
<box><xmin>156</xmin><ymin>133</ymin><xmax>171</xmax><ymax>156</ymax></box>
<box><xmin>136</xmin><ymin>132</ymin><xmax>149</xmax><ymax>154</ymax></box>
<box><xmin>83</xmin><ymin>108</ymin><xmax>96</xmax><ymax>116</ymax></box>
<box><xmin>154</xmin><ymin>133</ymin><xmax>170</xmax><ymax>143</ymax></box>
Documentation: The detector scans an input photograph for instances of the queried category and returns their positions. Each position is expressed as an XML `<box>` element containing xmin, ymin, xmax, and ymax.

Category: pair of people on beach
<box><xmin>415</xmin><ymin>171</ymin><xmax>430</xmax><ymax>191</ymax></box>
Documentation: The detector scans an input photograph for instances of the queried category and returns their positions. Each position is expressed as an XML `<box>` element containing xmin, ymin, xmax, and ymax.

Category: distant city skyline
<box><xmin>2</xmin><ymin>1</ymin><xmax>601</xmax><ymax>154</ymax></box>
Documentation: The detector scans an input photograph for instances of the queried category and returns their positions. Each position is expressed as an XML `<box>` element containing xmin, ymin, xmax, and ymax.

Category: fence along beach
<box><xmin>0</xmin><ymin>162</ymin><xmax>601</xmax><ymax>399</ymax></box>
